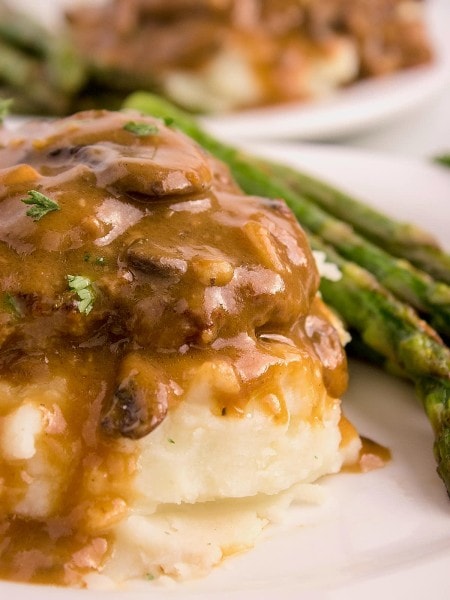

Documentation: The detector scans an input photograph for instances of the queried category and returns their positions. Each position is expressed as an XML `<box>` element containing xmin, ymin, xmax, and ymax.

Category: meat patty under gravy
<box><xmin>0</xmin><ymin>110</ymin><xmax>359</xmax><ymax>586</ymax></box>
<box><xmin>66</xmin><ymin>0</ymin><xmax>433</xmax><ymax>113</ymax></box>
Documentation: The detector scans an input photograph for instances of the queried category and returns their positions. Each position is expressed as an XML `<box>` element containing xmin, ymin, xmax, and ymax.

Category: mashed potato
<box><xmin>0</xmin><ymin>109</ymin><xmax>360</xmax><ymax>587</ymax></box>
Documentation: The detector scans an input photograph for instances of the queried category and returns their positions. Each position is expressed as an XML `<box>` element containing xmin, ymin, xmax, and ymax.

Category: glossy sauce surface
<box><xmin>0</xmin><ymin>110</ymin><xmax>348</xmax><ymax>584</ymax></box>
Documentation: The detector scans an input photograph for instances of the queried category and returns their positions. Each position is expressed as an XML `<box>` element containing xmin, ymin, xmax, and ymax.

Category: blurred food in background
<box><xmin>0</xmin><ymin>0</ymin><xmax>434</xmax><ymax>116</ymax></box>
<box><xmin>67</xmin><ymin>0</ymin><xmax>434</xmax><ymax>113</ymax></box>
<box><xmin>0</xmin><ymin>0</ymin><xmax>87</xmax><ymax>115</ymax></box>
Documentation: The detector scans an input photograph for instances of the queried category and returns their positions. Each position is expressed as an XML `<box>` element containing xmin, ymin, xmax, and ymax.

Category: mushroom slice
<box><xmin>101</xmin><ymin>353</ymin><xmax>170</xmax><ymax>439</ymax></box>
<box><xmin>126</xmin><ymin>238</ymin><xmax>187</xmax><ymax>277</ymax></box>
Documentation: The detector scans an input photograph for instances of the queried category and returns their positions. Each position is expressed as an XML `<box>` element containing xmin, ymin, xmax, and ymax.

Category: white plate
<box><xmin>202</xmin><ymin>0</ymin><xmax>450</xmax><ymax>141</ymax></box>
<box><xmin>2</xmin><ymin>145</ymin><xmax>450</xmax><ymax>600</ymax></box>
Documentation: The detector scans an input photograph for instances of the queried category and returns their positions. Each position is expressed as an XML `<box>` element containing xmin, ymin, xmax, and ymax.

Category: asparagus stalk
<box><xmin>124</xmin><ymin>92</ymin><xmax>450</xmax><ymax>340</ymax></box>
<box><xmin>310</xmin><ymin>235</ymin><xmax>450</xmax><ymax>379</ymax></box>
<box><xmin>123</xmin><ymin>91</ymin><xmax>450</xmax><ymax>493</ymax></box>
<box><xmin>310</xmin><ymin>235</ymin><xmax>450</xmax><ymax>494</ymax></box>
<box><xmin>255</xmin><ymin>158</ymin><xmax>450</xmax><ymax>285</ymax></box>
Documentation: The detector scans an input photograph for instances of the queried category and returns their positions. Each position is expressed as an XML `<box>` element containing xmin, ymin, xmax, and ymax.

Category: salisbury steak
<box><xmin>0</xmin><ymin>110</ymin><xmax>358</xmax><ymax>586</ymax></box>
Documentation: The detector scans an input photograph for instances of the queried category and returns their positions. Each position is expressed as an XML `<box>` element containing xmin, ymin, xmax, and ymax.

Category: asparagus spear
<box><xmin>124</xmin><ymin>92</ymin><xmax>450</xmax><ymax>340</ymax></box>
<box><xmin>255</xmin><ymin>158</ymin><xmax>450</xmax><ymax>285</ymax></box>
<box><xmin>310</xmin><ymin>235</ymin><xmax>450</xmax><ymax>494</ymax></box>
<box><xmin>310</xmin><ymin>236</ymin><xmax>450</xmax><ymax>379</ymax></box>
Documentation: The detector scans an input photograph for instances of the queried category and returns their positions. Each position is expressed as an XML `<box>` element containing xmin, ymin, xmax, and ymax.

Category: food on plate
<box><xmin>124</xmin><ymin>91</ymin><xmax>450</xmax><ymax>495</ymax></box>
<box><xmin>0</xmin><ymin>109</ymin><xmax>362</xmax><ymax>586</ymax></box>
<box><xmin>66</xmin><ymin>0</ymin><xmax>434</xmax><ymax>113</ymax></box>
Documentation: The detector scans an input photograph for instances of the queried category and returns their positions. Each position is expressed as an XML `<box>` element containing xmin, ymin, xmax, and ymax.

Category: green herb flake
<box><xmin>67</xmin><ymin>275</ymin><xmax>95</xmax><ymax>315</ymax></box>
<box><xmin>21</xmin><ymin>190</ymin><xmax>60</xmax><ymax>221</ymax></box>
<box><xmin>145</xmin><ymin>573</ymin><xmax>155</xmax><ymax>581</ymax></box>
<box><xmin>123</xmin><ymin>121</ymin><xmax>159</xmax><ymax>137</ymax></box>
<box><xmin>163</xmin><ymin>117</ymin><xmax>174</xmax><ymax>127</ymax></box>
<box><xmin>3</xmin><ymin>293</ymin><xmax>22</xmax><ymax>317</ymax></box>
<box><xmin>168</xmin><ymin>438</ymin><xmax>175</xmax><ymax>444</ymax></box>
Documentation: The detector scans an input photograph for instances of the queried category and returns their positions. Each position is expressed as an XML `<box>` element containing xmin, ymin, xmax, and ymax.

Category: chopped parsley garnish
<box><xmin>67</xmin><ymin>275</ymin><xmax>95</xmax><ymax>315</ymax></box>
<box><xmin>0</xmin><ymin>98</ymin><xmax>12</xmax><ymax>124</ymax></box>
<box><xmin>3</xmin><ymin>293</ymin><xmax>22</xmax><ymax>317</ymax></box>
<box><xmin>21</xmin><ymin>190</ymin><xmax>60</xmax><ymax>221</ymax></box>
<box><xmin>163</xmin><ymin>117</ymin><xmax>174</xmax><ymax>127</ymax></box>
<box><xmin>168</xmin><ymin>438</ymin><xmax>175</xmax><ymax>444</ymax></box>
<box><xmin>123</xmin><ymin>121</ymin><xmax>159</xmax><ymax>137</ymax></box>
